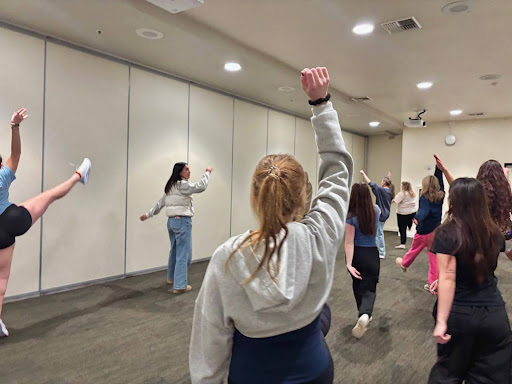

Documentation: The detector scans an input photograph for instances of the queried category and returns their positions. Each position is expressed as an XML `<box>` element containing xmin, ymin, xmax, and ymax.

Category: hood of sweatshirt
<box><xmin>227</xmin><ymin>226</ymin><xmax>313</xmax><ymax>313</ymax></box>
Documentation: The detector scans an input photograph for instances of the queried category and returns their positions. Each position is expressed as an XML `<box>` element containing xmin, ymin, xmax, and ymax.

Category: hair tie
<box><xmin>268</xmin><ymin>166</ymin><xmax>281</xmax><ymax>180</ymax></box>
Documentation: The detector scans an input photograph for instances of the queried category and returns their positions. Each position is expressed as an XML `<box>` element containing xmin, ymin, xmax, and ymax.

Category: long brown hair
<box><xmin>476</xmin><ymin>160</ymin><xmax>512</xmax><ymax>232</ymax></box>
<box><xmin>227</xmin><ymin>154</ymin><xmax>306</xmax><ymax>283</ymax></box>
<box><xmin>401</xmin><ymin>181</ymin><xmax>416</xmax><ymax>198</ymax></box>
<box><xmin>421</xmin><ymin>175</ymin><xmax>444</xmax><ymax>203</ymax></box>
<box><xmin>382</xmin><ymin>177</ymin><xmax>395</xmax><ymax>196</ymax></box>
<box><xmin>436</xmin><ymin>178</ymin><xmax>503</xmax><ymax>283</ymax></box>
<box><xmin>348</xmin><ymin>183</ymin><xmax>376</xmax><ymax>236</ymax></box>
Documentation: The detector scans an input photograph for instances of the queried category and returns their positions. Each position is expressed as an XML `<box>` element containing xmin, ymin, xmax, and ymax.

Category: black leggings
<box><xmin>0</xmin><ymin>204</ymin><xmax>32</xmax><ymax>249</ymax></box>
<box><xmin>397</xmin><ymin>213</ymin><xmax>416</xmax><ymax>245</ymax></box>
<box><xmin>351</xmin><ymin>246</ymin><xmax>380</xmax><ymax>317</ymax></box>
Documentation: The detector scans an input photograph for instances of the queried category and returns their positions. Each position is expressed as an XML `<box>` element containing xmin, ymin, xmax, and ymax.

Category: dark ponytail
<box><xmin>165</xmin><ymin>162</ymin><xmax>187</xmax><ymax>194</ymax></box>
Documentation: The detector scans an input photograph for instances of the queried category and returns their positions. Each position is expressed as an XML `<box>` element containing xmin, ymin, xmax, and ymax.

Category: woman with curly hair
<box><xmin>434</xmin><ymin>157</ymin><xmax>512</xmax><ymax>250</ymax></box>
<box><xmin>476</xmin><ymin>160</ymin><xmax>512</xmax><ymax>251</ymax></box>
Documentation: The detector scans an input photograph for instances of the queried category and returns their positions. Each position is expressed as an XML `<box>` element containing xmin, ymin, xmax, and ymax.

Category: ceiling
<box><xmin>0</xmin><ymin>0</ymin><xmax>510</xmax><ymax>135</ymax></box>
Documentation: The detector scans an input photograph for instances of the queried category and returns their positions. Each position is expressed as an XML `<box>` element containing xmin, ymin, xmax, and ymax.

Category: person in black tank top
<box><xmin>429</xmin><ymin>177</ymin><xmax>512</xmax><ymax>383</ymax></box>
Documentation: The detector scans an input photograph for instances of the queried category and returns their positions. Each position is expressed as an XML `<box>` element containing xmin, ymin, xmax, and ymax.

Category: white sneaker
<box><xmin>0</xmin><ymin>318</ymin><xmax>9</xmax><ymax>337</ymax></box>
<box><xmin>352</xmin><ymin>314</ymin><xmax>370</xmax><ymax>339</ymax></box>
<box><xmin>395</xmin><ymin>244</ymin><xmax>406</xmax><ymax>249</ymax></box>
<box><xmin>379</xmin><ymin>255</ymin><xmax>385</xmax><ymax>259</ymax></box>
<box><xmin>76</xmin><ymin>158</ymin><xmax>91</xmax><ymax>185</ymax></box>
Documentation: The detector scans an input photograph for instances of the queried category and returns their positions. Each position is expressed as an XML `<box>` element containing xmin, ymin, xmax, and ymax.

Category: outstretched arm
<box><xmin>6</xmin><ymin>108</ymin><xmax>28</xmax><ymax>173</ymax></box>
<box><xmin>360</xmin><ymin>170</ymin><xmax>371</xmax><ymax>184</ymax></box>
<box><xmin>434</xmin><ymin>155</ymin><xmax>454</xmax><ymax>186</ymax></box>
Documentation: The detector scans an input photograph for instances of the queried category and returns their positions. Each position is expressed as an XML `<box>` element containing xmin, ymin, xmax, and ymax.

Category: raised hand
<box><xmin>434</xmin><ymin>155</ymin><xmax>445</xmax><ymax>171</ymax></box>
<box><xmin>206</xmin><ymin>166</ymin><xmax>213</xmax><ymax>173</ymax></box>
<box><xmin>11</xmin><ymin>108</ymin><xmax>28</xmax><ymax>126</ymax></box>
<box><xmin>387</xmin><ymin>172</ymin><xmax>392</xmax><ymax>179</ymax></box>
<box><xmin>300</xmin><ymin>67</ymin><xmax>329</xmax><ymax>101</ymax></box>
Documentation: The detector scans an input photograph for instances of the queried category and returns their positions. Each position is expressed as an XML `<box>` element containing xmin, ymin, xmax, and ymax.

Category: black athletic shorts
<box><xmin>0</xmin><ymin>204</ymin><xmax>32</xmax><ymax>249</ymax></box>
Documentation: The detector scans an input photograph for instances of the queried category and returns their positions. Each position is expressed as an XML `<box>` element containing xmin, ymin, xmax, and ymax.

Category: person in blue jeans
<box><xmin>140</xmin><ymin>162</ymin><xmax>212</xmax><ymax>294</ymax></box>
<box><xmin>360</xmin><ymin>170</ymin><xmax>394</xmax><ymax>259</ymax></box>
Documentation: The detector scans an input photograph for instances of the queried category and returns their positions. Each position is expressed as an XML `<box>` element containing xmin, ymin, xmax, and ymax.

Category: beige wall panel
<box><xmin>267</xmin><ymin>110</ymin><xmax>295</xmax><ymax>155</ymax></box>
<box><xmin>231</xmin><ymin>100</ymin><xmax>267</xmax><ymax>236</ymax></box>
<box><xmin>295</xmin><ymin>118</ymin><xmax>318</xmax><ymax>195</ymax></box>
<box><xmin>41</xmin><ymin>43</ymin><xmax>128</xmax><ymax>289</ymax></box>
<box><xmin>0</xmin><ymin>27</ymin><xmax>44</xmax><ymax>297</ymax></box>
<box><xmin>367</xmin><ymin>135</ymin><xmax>402</xmax><ymax>231</ymax></box>
<box><xmin>126</xmin><ymin>68</ymin><xmax>189</xmax><ymax>273</ymax></box>
<box><xmin>352</xmin><ymin>134</ymin><xmax>366</xmax><ymax>184</ymax></box>
<box><xmin>189</xmin><ymin>86</ymin><xmax>233</xmax><ymax>260</ymax></box>
<box><xmin>343</xmin><ymin>131</ymin><xmax>354</xmax><ymax>157</ymax></box>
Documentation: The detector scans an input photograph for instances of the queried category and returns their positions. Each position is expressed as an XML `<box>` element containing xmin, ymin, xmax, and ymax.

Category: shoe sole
<box><xmin>352</xmin><ymin>319</ymin><xmax>368</xmax><ymax>339</ymax></box>
<box><xmin>79</xmin><ymin>158</ymin><xmax>91</xmax><ymax>185</ymax></box>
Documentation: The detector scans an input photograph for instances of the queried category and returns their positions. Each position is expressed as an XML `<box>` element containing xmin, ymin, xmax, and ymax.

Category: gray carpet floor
<box><xmin>2</xmin><ymin>232</ymin><xmax>512</xmax><ymax>384</ymax></box>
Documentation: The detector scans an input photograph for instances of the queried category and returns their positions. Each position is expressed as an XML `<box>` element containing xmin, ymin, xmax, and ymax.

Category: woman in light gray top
<box><xmin>140</xmin><ymin>162</ymin><xmax>212</xmax><ymax>293</ymax></box>
<box><xmin>189</xmin><ymin>67</ymin><xmax>353</xmax><ymax>383</ymax></box>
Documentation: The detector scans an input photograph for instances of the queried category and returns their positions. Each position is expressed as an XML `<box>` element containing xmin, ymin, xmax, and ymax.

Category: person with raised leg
<box><xmin>0</xmin><ymin>108</ymin><xmax>91</xmax><ymax>338</ymax></box>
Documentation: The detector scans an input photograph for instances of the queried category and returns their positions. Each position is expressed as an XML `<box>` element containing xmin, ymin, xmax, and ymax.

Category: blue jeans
<box><xmin>167</xmin><ymin>216</ymin><xmax>192</xmax><ymax>290</ymax></box>
<box><xmin>376</xmin><ymin>221</ymin><xmax>386</xmax><ymax>258</ymax></box>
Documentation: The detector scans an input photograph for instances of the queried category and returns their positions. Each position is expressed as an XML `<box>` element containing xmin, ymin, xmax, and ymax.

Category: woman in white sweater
<box><xmin>393</xmin><ymin>181</ymin><xmax>417</xmax><ymax>249</ymax></box>
<box><xmin>140</xmin><ymin>163</ymin><xmax>212</xmax><ymax>293</ymax></box>
<box><xmin>189</xmin><ymin>67</ymin><xmax>353</xmax><ymax>383</ymax></box>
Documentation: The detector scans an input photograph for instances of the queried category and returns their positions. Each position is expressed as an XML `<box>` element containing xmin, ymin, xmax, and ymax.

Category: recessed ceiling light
<box><xmin>479</xmin><ymin>74</ymin><xmax>501</xmax><ymax>81</ymax></box>
<box><xmin>278</xmin><ymin>86</ymin><xmax>295</xmax><ymax>92</ymax></box>
<box><xmin>136</xmin><ymin>28</ymin><xmax>164</xmax><ymax>40</ymax></box>
<box><xmin>224</xmin><ymin>62</ymin><xmax>242</xmax><ymax>72</ymax></box>
<box><xmin>417</xmin><ymin>82</ymin><xmax>433</xmax><ymax>89</ymax></box>
<box><xmin>352</xmin><ymin>23</ymin><xmax>375</xmax><ymax>35</ymax></box>
<box><xmin>450</xmin><ymin>110</ymin><xmax>463</xmax><ymax>116</ymax></box>
<box><xmin>369</xmin><ymin>121</ymin><xmax>380</xmax><ymax>127</ymax></box>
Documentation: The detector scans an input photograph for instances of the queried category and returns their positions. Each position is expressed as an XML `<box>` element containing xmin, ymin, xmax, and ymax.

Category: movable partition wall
<box><xmin>0</xmin><ymin>25</ymin><xmax>366</xmax><ymax>299</ymax></box>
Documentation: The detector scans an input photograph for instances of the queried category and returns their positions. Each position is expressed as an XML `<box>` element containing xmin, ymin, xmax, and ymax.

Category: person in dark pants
<box><xmin>428</xmin><ymin>177</ymin><xmax>512</xmax><ymax>383</ymax></box>
<box><xmin>393</xmin><ymin>181</ymin><xmax>417</xmax><ymax>249</ymax></box>
<box><xmin>189</xmin><ymin>67</ymin><xmax>351</xmax><ymax>384</ymax></box>
<box><xmin>345</xmin><ymin>183</ymin><xmax>381</xmax><ymax>339</ymax></box>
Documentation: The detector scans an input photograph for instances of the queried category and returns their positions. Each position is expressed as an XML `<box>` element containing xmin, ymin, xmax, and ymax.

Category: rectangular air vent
<box><xmin>468</xmin><ymin>112</ymin><xmax>484</xmax><ymax>116</ymax></box>
<box><xmin>381</xmin><ymin>17</ymin><xmax>422</xmax><ymax>34</ymax></box>
<box><xmin>351</xmin><ymin>96</ymin><xmax>372</xmax><ymax>102</ymax></box>
<box><xmin>146</xmin><ymin>0</ymin><xmax>204</xmax><ymax>14</ymax></box>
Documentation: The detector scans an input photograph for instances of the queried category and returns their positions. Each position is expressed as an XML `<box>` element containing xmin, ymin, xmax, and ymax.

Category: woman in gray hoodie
<box><xmin>189</xmin><ymin>67</ymin><xmax>353</xmax><ymax>383</ymax></box>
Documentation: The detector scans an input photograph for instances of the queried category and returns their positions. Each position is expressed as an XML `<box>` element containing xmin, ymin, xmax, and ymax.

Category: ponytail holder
<box><xmin>268</xmin><ymin>166</ymin><xmax>280</xmax><ymax>180</ymax></box>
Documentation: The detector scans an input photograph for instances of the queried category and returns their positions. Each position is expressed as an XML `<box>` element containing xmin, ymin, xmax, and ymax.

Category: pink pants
<box><xmin>401</xmin><ymin>233</ymin><xmax>438</xmax><ymax>285</ymax></box>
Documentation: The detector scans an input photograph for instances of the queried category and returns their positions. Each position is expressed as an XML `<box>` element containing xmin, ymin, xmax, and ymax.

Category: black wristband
<box><xmin>308</xmin><ymin>93</ymin><xmax>331</xmax><ymax>106</ymax></box>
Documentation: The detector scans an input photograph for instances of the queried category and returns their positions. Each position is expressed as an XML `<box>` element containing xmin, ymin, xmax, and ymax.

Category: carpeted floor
<box><xmin>2</xmin><ymin>232</ymin><xmax>512</xmax><ymax>384</ymax></box>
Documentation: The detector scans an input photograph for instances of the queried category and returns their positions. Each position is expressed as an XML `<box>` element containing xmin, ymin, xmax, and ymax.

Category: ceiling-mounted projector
<box><xmin>404</xmin><ymin>109</ymin><xmax>427</xmax><ymax>128</ymax></box>
<box><xmin>146</xmin><ymin>0</ymin><xmax>204</xmax><ymax>14</ymax></box>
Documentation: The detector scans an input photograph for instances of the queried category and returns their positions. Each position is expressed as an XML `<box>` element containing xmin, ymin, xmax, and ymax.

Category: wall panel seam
<box><xmin>123</xmin><ymin>64</ymin><xmax>131</xmax><ymax>276</ymax></box>
<box><xmin>38</xmin><ymin>39</ymin><xmax>47</xmax><ymax>292</ymax></box>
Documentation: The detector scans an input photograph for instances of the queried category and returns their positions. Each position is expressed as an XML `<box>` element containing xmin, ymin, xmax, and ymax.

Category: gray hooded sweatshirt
<box><xmin>189</xmin><ymin>101</ymin><xmax>353</xmax><ymax>383</ymax></box>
